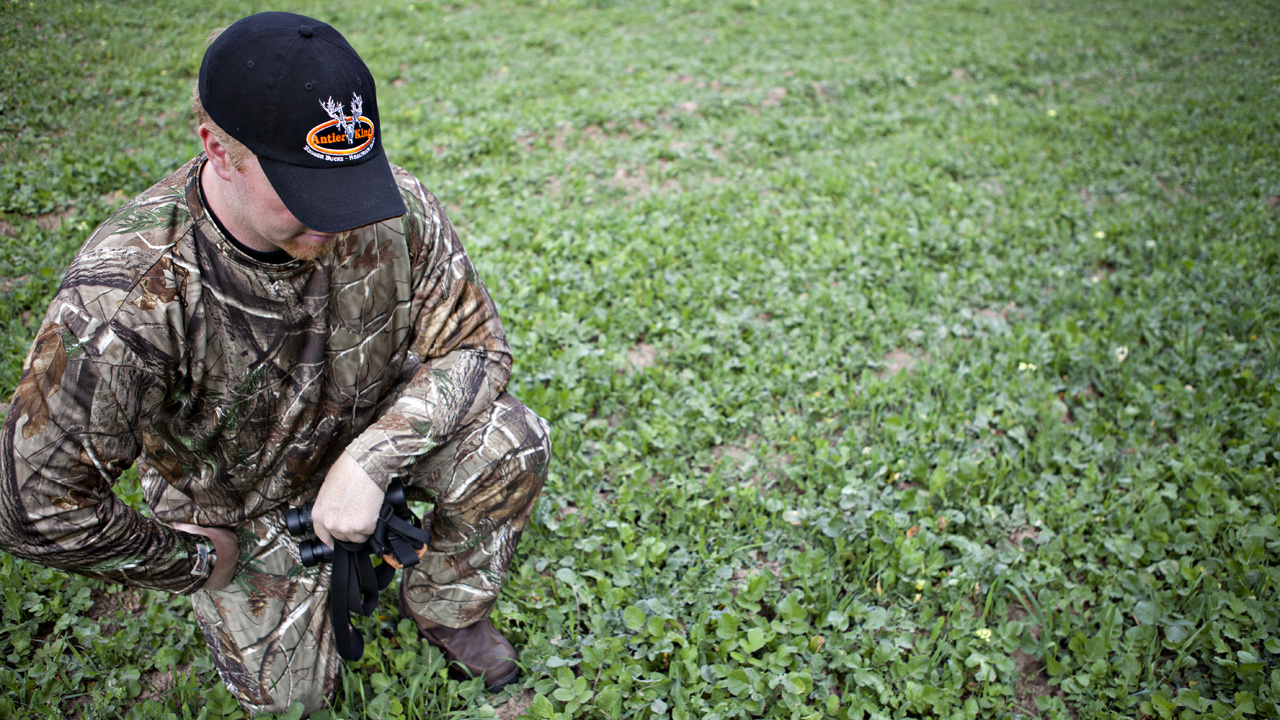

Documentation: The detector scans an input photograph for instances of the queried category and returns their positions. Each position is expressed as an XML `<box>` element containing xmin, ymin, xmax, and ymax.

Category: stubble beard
<box><xmin>280</xmin><ymin>231</ymin><xmax>348</xmax><ymax>261</ymax></box>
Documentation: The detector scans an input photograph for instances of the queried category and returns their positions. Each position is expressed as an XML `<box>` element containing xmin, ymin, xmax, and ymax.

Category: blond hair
<box><xmin>191</xmin><ymin>86</ymin><xmax>250</xmax><ymax>172</ymax></box>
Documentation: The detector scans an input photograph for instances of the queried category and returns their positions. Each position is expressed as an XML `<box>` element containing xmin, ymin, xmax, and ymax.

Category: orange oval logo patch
<box><xmin>306</xmin><ymin>116</ymin><xmax>376</xmax><ymax>157</ymax></box>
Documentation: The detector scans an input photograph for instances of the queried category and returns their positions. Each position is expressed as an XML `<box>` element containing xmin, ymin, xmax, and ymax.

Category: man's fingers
<box><xmin>309</xmin><ymin>451</ymin><xmax>385</xmax><ymax>548</ymax></box>
<box><xmin>309</xmin><ymin>509</ymin><xmax>373</xmax><ymax>546</ymax></box>
<box><xmin>310</xmin><ymin>510</ymin><xmax>336</xmax><ymax>548</ymax></box>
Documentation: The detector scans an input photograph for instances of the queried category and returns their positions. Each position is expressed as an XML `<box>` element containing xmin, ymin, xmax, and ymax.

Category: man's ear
<box><xmin>199</xmin><ymin>125</ymin><xmax>237</xmax><ymax>181</ymax></box>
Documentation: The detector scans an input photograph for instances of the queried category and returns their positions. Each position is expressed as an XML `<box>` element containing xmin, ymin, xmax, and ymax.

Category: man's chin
<box><xmin>282</xmin><ymin>233</ymin><xmax>345</xmax><ymax>261</ymax></box>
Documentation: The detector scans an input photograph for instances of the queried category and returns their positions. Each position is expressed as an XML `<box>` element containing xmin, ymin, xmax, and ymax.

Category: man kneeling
<box><xmin>0</xmin><ymin>12</ymin><xmax>549</xmax><ymax>714</ymax></box>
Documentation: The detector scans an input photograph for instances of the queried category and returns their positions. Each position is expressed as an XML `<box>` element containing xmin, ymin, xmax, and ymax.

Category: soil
<box><xmin>496</xmin><ymin>689</ymin><xmax>535</xmax><ymax>720</ymax></box>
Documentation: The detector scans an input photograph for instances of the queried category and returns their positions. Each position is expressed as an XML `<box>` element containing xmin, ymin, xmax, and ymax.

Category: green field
<box><xmin>1</xmin><ymin>0</ymin><xmax>1278</xmax><ymax>718</ymax></box>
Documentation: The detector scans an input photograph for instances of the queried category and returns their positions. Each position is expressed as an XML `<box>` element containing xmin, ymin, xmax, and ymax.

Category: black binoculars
<box><xmin>285</xmin><ymin>480</ymin><xmax>410</xmax><ymax>567</ymax></box>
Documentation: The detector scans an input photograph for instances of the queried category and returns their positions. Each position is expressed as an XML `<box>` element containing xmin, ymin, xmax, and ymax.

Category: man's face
<box><xmin>221</xmin><ymin>152</ymin><xmax>346</xmax><ymax>261</ymax></box>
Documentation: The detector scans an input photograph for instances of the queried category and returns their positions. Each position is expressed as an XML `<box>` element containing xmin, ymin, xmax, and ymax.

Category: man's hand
<box><xmin>309</xmin><ymin>451</ymin><xmax>386</xmax><ymax>549</ymax></box>
<box><xmin>173</xmin><ymin>523</ymin><xmax>240</xmax><ymax>592</ymax></box>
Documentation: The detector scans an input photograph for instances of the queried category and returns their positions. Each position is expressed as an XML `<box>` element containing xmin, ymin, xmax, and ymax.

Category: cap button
<box><xmin>298</xmin><ymin>25</ymin><xmax>314</xmax><ymax>38</ymax></box>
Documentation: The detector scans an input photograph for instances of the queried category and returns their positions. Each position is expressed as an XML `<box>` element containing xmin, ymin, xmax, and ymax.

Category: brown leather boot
<box><xmin>416</xmin><ymin>617</ymin><xmax>521</xmax><ymax>692</ymax></box>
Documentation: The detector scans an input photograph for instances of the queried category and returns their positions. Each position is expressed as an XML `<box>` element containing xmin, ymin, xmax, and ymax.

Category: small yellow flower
<box><xmin>986</xmin><ymin>94</ymin><xmax>999</xmax><ymax>105</ymax></box>
<box><xmin>975</xmin><ymin>628</ymin><xmax>993</xmax><ymax>643</ymax></box>
<box><xmin>1018</xmin><ymin>362</ymin><xmax>1038</xmax><ymax>372</ymax></box>
<box><xmin>915</xmin><ymin>579</ymin><xmax>927</xmax><ymax>591</ymax></box>
<box><xmin>1114</xmin><ymin>346</ymin><xmax>1129</xmax><ymax>363</ymax></box>
<box><xmin>1094</xmin><ymin>230</ymin><xmax>1107</xmax><ymax>239</ymax></box>
<box><xmin>1047</xmin><ymin>109</ymin><xmax>1057</xmax><ymax>117</ymax></box>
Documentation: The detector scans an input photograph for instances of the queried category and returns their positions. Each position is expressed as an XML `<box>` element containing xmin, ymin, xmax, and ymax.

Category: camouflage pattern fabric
<box><xmin>0</xmin><ymin>155</ymin><xmax>522</xmax><ymax>593</ymax></box>
<box><xmin>192</xmin><ymin>515</ymin><xmax>337</xmax><ymax>713</ymax></box>
<box><xmin>0</xmin><ymin>154</ymin><xmax>550</xmax><ymax>712</ymax></box>
<box><xmin>194</xmin><ymin>392</ymin><xmax>548</xmax><ymax>714</ymax></box>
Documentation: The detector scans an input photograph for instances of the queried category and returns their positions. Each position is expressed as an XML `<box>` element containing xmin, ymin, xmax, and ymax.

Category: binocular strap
<box><xmin>330</xmin><ymin>541</ymin><xmax>393</xmax><ymax>662</ymax></box>
<box><xmin>328</xmin><ymin>508</ymin><xmax>432</xmax><ymax>662</ymax></box>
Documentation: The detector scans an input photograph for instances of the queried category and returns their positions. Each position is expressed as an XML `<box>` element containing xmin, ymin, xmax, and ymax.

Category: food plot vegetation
<box><xmin>0</xmin><ymin>0</ymin><xmax>1277</xmax><ymax>718</ymax></box>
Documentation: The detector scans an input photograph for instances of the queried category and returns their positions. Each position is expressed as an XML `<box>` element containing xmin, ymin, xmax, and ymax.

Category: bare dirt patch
<box><xmin>139</xmin><ymin>662</ymin><xmax>192</xmax><ymax>702</ymax></box>
<box><xmin>1267</xmin><ymin>196</ymin><xmax>1280</xmax><ymax>211</ymax></box>
<box><xmin>611</xmin><ymin>166</ymin><xmax>652</xmax><ymax>200</ymax></box>
<box><xmin>878</xmin><ymin>348</ymin><xmax>918</xmax><ymax>378</ymax></box>
<box><xmin>1011</xmin><ymin>649</ymin><xmax>1051</xmax><ymax>716</ymax></box>
<box><xmin>1074</xmin><ymin>383</ymin><xmax>1100</xmax><ymax>401</ymax></box>
<box><xmin>977</xmin><ymin>302</ymin><xmax>1018</xmax><ymax>321</ymax></box>
<box><xmin>0</xmin><ymin>207</ymin><xmax>78</xmax><ymax>236</ymax></box>
<box><xmin>88</xmin><ymin>585</ymin><xmax>144</xmax><ymax>630</ymax></box>
<box><xmin>497</xmin><ymin>690</ymin><xmax>535</xmax><ymax>720</ymax></box>
<box><xmin>100</xmin><ymin>189</ymin><xmax>129</xmax><ymax>207</ymax></box>
<box><xmin>710</xmin><ymin>434</ymin><xmax>762</xmax><ymax>478</ymax></box>
<box><xmin>1158</xmin><ymin>179</ymin><xmax>1197</xmax><ymax>204</ymax></box>
<box><xmin>1011</xmin><ymin>648</ymin><xmax>1077</xmax><ymax>719</ymax></box>
<box><xmin>729</xmin><ymin>549</ymin><xmax>784</xmax><ymax>592</ymax></box>
<box><xmin>710</xmin><ymin>443</ymin><xmax>752</xmax><ymax>463</ymax></box>
<box><xmin>64</xmin><ymin>693</ymin><xmax>93</xmax><ymax>720</ymax></box>
<box><xmin>763</xmin><ymin>87</ymin><xmax>787</xmax><ymax>106</ymax></box>
<box><xmin>0</xmin><ymin>274</ymin><xmax>32</xmax><ymax>294</ymax></box>
<box><xmin>622</xmin><ymin>343</ymin><xmax>657</xmax><ymax>373</ymax></box>
<box><xmin>1006</xmin><ymin>601</ymin><xmax>1076</xmax><ymax>718</ymax></box>
<box><xmin>37</xmin><ymin>207</ymin><xmax>75</xmax><ymax>232</ymax></box>
<box><xmin>1009</xmin><ymin>524</ymin><xmax>1041</xmax><ymax>548</ymax></box>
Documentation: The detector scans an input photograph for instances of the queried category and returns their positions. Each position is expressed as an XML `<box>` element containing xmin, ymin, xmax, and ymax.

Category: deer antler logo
<box><xmin>306</xmin><ymin>93</ymin><xmax>375</xmax><ymax>160</ymax></box>
<box><xmin>319</xmin><ymin>93</ymin><xmax>363</xmax><ymax>145</ymax></box>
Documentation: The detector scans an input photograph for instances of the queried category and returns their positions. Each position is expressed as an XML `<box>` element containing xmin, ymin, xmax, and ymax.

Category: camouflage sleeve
<box><xmin>0</xmin><ymin>248</ymin><xmax>213</xmax><ymax>594</ymax></box>
<box><xmin>343</xmin><ymin>171</ymin><xmax>514</xmax><ymax>490</ymax></box>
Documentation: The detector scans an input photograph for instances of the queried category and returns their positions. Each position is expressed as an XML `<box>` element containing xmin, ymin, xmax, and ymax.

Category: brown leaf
<box><xmin>345</xmin><ymin>237</ymin><xmax>400</xmax><ymax>270</ymax></box>
<box><xmin>11</xmin><ymin>324</ymin><xmax>70</xmax><ymax>439</ymax></box>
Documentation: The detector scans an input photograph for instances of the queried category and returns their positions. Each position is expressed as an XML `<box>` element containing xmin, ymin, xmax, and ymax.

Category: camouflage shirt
<box><xmin>0</xmin><ymin>156</ymin><xmax>512</xmax><ymax>594</ymax></box>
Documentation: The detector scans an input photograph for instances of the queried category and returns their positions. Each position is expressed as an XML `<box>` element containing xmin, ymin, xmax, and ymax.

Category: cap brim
<box><xmin>259</xmin><ymin>153</ymin><xmax>407</xmax><ymax>234</ymax></box>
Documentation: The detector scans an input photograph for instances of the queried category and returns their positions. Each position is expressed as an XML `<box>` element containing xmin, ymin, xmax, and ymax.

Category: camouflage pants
<box><xmin>189</xmin><ymin>392</ymin><xmax>549</xmax><ymax>715</ymax></box>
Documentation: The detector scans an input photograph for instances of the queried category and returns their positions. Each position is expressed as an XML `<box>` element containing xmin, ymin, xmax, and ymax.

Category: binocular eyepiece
<box><xmin>285</xmin><ymin>482</ymin><xmax>409</xmax><ymax>567</ymax></box>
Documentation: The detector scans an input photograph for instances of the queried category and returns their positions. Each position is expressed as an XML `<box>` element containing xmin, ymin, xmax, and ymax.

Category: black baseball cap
<box><xmin>198</xmin><ymin>12</ymin><xmax>406</xmax><ymax>233</ymax></box>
